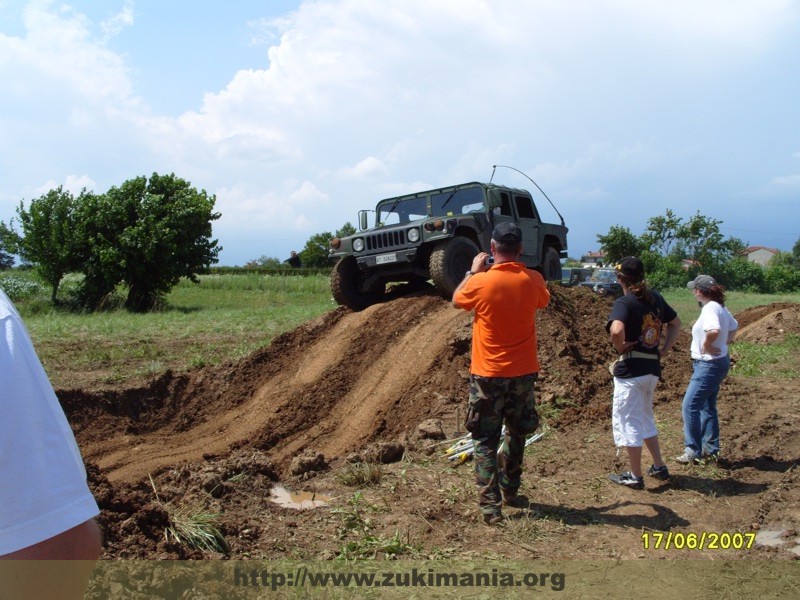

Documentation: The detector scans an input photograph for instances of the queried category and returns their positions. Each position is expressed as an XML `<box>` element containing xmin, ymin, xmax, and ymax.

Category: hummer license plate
<box><xmin>375</xmin><ymin>253</ymin><xmax>397</xmax><ymax>265</ymax></box>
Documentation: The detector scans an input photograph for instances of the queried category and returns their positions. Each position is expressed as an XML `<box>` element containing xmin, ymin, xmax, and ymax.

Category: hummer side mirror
<box><xmin>358</xmin><ymin>210</ymin><xmax>369</xmax><ymax>231</ymax></box>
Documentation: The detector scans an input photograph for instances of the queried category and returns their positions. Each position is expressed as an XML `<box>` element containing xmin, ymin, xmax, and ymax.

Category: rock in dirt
<box><xmin>290</xmin><ymin>450</ymin><xmax>328</xmax><ymax>477</ymax></box>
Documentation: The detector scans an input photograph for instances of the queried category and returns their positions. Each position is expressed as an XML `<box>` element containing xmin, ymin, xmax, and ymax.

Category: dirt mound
<box><xmin>57</xmin><ymin>288</ymin><xmax>800</xmax><ymax>563</ymax></box>
<box><xmin>66</xmin><ymin>286</ymin><xmax>632</xmax><ymax>484</ymax></box>
<box><xmin>734</xmin><ymin>302</ymin><xmax>800</xmax><ymax>343</ymax></box>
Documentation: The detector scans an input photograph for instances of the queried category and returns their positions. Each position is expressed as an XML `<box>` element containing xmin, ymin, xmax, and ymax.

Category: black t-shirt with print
<box><xmin>606</xmin><ymin>291</ymin><xmax>677</xmax><ymax>379</ymax></box>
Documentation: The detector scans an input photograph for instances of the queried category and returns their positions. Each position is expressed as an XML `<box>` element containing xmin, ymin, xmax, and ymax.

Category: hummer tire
<box><xmin>429</xmin><ymin>237</ymin><xmax>480</xmax><ymax>298</ymax></box>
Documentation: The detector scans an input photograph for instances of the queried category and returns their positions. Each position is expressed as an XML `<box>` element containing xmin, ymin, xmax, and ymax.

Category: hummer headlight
<box><xmin>407</xmin><ymin>228</ymin><xmax>420</xmax><ymax>243</ymax></box>
<box><xmin>353</xmin><ymin>238</ymin><xmax>365</xmax><ymax>252</ymax></box>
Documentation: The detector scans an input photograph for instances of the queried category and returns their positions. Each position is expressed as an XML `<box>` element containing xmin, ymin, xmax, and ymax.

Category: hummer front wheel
<box><xmin>331</xmin><ymin>257</ymin><xmax>384</xmax><ymax>310</ymax></box>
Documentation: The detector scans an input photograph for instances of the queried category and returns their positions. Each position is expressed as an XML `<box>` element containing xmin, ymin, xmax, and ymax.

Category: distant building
<box><xmin>741</xmin><ymin>246</ymin><xmax>779</xmax><ymax>266</ymax></box>
<box><xmin>681</xmin><ymin>259</ymin><xmax>699</xmax><ymax>271</ymax></box>
<box><xmin>580</xmin><ymin>251</ymin><xmax>605</xmax><ymax>268</ymax></box>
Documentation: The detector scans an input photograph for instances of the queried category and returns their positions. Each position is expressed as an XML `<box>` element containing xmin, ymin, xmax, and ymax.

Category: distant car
<box><xmin>561</xmin><ymin>267</ymin><xmax>593</xmax><ymax>287</ymax></box>
<box><xmin>579</xmin><ymin>268</ymin><xmax>622</xmax><ymax>297</ymax></box>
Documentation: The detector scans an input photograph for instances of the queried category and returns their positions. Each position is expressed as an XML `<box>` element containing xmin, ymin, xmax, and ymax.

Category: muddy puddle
<box><xmin>269</xmin><ymin>485</ymin><xmax>331</xmax><ymax>509</ymax></box>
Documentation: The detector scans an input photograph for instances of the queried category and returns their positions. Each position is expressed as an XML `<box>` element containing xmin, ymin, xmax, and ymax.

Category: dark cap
<box><xmin>687</xmin><ymin>274</ymin><xmax>716</xmax><ymax>291</ymax></box>
<box><xmin>491</xmin><ymin>222</ymin><xmax>522</xmax><ymax>244</ymax></box>
<box><xmin>614</xmin><ymin>256</ymin><xmax>644</xmax><ymax>281</ymax></box>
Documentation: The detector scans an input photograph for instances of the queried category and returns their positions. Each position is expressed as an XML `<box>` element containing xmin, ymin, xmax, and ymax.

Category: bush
<box><xmin>0</xmin><ymin>275</ymin><xmax>47</xmax><ymax>301</ymax></box>
<box><xmin>645</xmin><ymin>255</ymin><xmax>688</xmax><ymax>290</ymax></box>
<box><xmin>764</xmin><ymin>264</ymin><xmax>800</xmax><ymax>293</ymax></box>
<box><xmin>720</xmin><ymin>258</ymin><xmax>766</xmax><ymax>292</ymax></box>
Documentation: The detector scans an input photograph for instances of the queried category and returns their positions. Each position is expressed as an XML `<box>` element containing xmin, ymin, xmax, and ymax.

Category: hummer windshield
<box><xmin>376</xmin><ymin>185</ymin><xmax>487</xmax><ymax>226</ymax></box>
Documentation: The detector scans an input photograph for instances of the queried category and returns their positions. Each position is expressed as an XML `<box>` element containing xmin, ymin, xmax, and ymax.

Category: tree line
<box><xmin>589</xmin><ymin>210</ymin><xmax>800</xmax><ymax>292</ymax></box>
<box><xmin>243</xmin><ymin>223</ymin><xmax>356</xmax><ymax>270</ymax></box>
<box><xmin>0</xmin><ymin>173</ymin><xmax>220</xmax><ymax>312</ymax></box>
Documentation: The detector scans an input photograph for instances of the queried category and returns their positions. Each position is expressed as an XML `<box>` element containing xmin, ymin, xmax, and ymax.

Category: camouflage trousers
<box><xmin>465</xmin><ymin>373</ymin><xmax>539</xmax><ymax>516</ymax></box>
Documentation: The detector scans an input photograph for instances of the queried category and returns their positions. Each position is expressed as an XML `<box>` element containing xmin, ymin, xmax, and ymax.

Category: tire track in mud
<box><xmin>84</xmin><ymin>293</ymin><xmax>462</xmax><ymax>483</ymax></box>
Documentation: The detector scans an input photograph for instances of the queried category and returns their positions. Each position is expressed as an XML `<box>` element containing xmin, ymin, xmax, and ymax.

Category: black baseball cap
<box><xmin>614</xmin><ymin>256</ymin><xmax>644</xmax><ymax>281</ymax></box>
<box><xmin>491</xmin><ymin>222</ymin><xmax>522</xmax><ymax>244</ymax></box>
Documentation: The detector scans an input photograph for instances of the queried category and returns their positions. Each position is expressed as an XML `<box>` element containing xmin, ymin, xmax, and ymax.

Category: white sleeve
<box><xmin>701</xmin><ymin>302</ymin><xmax>722</xmax><ymax>332</ymax></box>
<box><xmin>0</xmin><ymin>293</ymin><xmax>99</xmax><ymax>556</ymax></box>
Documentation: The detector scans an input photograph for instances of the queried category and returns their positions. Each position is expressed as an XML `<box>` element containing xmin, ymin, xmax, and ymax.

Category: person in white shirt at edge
<box><xmin>675</xmin><ymin>275</ymin><xmax>738</xmax><ymax>465</ymax></box>
<box><xmin>0</xmin><ymin>289</ymin><xmax>101</xmax><ymax>600</ymax></box>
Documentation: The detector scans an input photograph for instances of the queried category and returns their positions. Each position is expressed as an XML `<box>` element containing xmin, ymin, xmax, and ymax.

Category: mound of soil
<box><xmin>57</xmin><ymin>288</ymin><xmax>800</xmax><ymax>565</ymax></box>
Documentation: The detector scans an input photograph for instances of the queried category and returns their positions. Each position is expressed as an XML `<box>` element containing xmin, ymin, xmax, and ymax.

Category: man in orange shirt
<box><xmin>452</xmin><ymin>223</ymin><xmax>550</xmax><ymax>524</ymax></box>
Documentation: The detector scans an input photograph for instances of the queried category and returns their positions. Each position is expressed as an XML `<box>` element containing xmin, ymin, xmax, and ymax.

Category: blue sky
<box><xmin>1</xmin><ymin>0</ymin><xmax>798</xmax><ymax>266</ymax></box>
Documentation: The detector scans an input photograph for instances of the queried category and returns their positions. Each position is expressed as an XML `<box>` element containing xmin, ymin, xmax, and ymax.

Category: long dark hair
<box><xmin>699</xmin><ymin>284</ymin><xmax>726</xmax><ymax>306</ymax></box>
<box><xmin>617</xmin><ymin>274</ymin><xmax>653</xmax><ymax>304</ymax></box>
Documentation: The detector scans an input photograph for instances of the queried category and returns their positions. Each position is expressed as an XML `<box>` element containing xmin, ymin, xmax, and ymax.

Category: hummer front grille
<box><xmin>366</xmin><ymin>229</ymin><xmax>406</xmax><ymax>251</ymax></box>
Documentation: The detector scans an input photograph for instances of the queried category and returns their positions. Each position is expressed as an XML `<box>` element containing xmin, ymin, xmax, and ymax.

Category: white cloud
<box><xmin>1</xmin><ymin>0</ymin><xmax>798</xmax><ymax>265</ymax></box>
<box><xmin>100</xmin><ymin>0</ymin><xmax>134</xmax><ymax>41</ymax></box>
<box><xmin>770</xmin><ymin>174</ymin><xmax>800</xmax><ymax>187</ymax></box>
<box><xmin>336</xmin><ymin>157</ymin><xmax>389</xmax><ymax>179</ymax></box>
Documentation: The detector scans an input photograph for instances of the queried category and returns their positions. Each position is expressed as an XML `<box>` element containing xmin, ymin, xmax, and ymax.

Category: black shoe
<box><xmin>483</xmin><ymin>513</ymin><xmax>504</xmax><ymax>525</ymax></box>
<box><xmin>608</xmin><ymin>471</ymin><xmax>644</xmax><ymax>489</ymax></box>
<box><xmin>502</xmin><ymin>493</ymin><xmax>528</xmax><ymax>508</ymax></box>
<box><xmin>647</xmin><ymin>464</ymin><xmax>670</xmax><ymax>481</ymax></box>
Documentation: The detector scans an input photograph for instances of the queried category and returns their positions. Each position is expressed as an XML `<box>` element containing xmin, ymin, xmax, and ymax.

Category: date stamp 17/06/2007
<box><xmin>642</xmin><ymin>531</ymin><xmax>756</xmax><ymax>551</ymax></box>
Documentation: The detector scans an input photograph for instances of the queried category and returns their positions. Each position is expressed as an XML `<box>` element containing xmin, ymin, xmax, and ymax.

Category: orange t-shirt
<box><xmin>454</xmin><ymin>262</ymin><xmax>550</xmax><ymax>377</ymax></box>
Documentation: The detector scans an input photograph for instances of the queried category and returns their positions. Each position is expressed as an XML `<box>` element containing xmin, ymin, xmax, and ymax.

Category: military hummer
<box><xmin>328</xmin><ymin>179</ymin><xmax>568</xmax><ymax>310</ymax></box>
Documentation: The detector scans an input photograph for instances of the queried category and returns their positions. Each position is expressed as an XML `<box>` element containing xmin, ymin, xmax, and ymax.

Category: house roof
<box><xmin>742</xmin><ymin>246</ymin><xmax>779</xmax><ymax>254</ymax></box>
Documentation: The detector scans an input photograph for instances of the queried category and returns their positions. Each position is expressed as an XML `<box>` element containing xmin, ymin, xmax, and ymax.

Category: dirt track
<box><xmin>58</xmin><ymin>286</ymin><xmax>800</xmax><ymax>563</ymax></box>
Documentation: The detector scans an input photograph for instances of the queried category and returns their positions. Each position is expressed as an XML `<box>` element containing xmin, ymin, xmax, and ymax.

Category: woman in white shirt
<box><xmin>676</xmin><ymin>275</ymin><xmax>738</xmax><ymax>464</ymax></box>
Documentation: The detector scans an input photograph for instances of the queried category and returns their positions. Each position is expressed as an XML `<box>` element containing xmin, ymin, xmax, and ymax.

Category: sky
<box><xmin>1</xmin><ymin>0</ymin><xmax>798</xmax><ymax>267</ymax></box>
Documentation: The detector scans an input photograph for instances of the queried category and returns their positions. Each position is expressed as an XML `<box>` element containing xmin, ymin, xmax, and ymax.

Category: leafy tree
<box><xmin>596</xmin><ymin>225</ymin><xmax>644</xmax><ymax>264</ymax></box>
<box><xmin>77</xmin><ymin>173</ymin><xmax>221</xmax><ymax>311</ymax></box>
<box><xmin>300</xmin><ymin>223</ymin><xmax>356</xmax><ymax>269</ymax></box>
<box><xmin>793</xmin><ymin>237</ymin><xmax>800</xmax><ymax>268</ymax></box>
<box><xmin>644</xmin><ymin>253</ymin><xmax>688</xmax><ymax>291</ymax></box>
<box><xmin>9</xmin><ymin>187</ymin><xmax>86</xmax><ymax>302</ymax></box>
<box><xmin>719</xmin><ymin>257</ymin><xmax>766</xmax><ymax>292</ymax></box>
<box><xmin>0</xmin><ymin>222</ymin><xmax>16</xmax><ymax>270</ymax></box>
<box><xmin>337</xmin><ymin>222</ymin><xmax>356</xmax><ymax>238</ymax></box>
<box><xmin>641</xmin><ymin>209</ymin><xmax>681</xmax><ymax>256</ymax></box>
<box><xmin>300</xmin><ymin>231</ymin><xmax>334</xmax><ymax>269</ymax></box>
<box><xmin>764</xmin><ymin>263</ymin><xmax>800</xmax><ymax>293</ymax></box>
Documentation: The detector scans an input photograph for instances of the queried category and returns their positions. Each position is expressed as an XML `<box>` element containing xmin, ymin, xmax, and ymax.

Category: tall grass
<box><xmin>3</xmin><ymin>270</ymin><xmax>798</xmax><ymax>390</ymax></box>
<box><xmin>5</xmin><ymin>272</ymin><xmax>335</xmax><ymax>389</ymax></box>
<box><xmin>660</xmin><ymin>289</ymin><xmax>800</xmax><ymax>329</ymax></box>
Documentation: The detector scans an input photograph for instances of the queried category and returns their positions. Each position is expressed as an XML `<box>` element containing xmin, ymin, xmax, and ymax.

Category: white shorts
<box><xmin>611</xmin><ymin>374</ymin><xmax>659</xmax><ymax>447</ymax></box>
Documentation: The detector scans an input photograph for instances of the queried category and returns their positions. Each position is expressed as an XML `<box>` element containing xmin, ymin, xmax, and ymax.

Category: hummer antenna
<box><xmin>490</xmin><ymin>164</ymin><xmax>565</xmax><ymax>227</ymax></box>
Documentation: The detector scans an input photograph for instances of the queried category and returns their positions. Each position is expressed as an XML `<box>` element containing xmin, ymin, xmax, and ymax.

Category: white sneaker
<box><xmin>674</xmin><ymin>452</ymin><xmax>699</xmax><ymax>465</ymax></box>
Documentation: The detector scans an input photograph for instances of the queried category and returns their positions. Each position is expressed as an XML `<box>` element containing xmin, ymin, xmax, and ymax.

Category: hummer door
<box><xmin>513</xmin><ymin>193</ymin><xmax>540</xmax><ymax>267</ymax></box>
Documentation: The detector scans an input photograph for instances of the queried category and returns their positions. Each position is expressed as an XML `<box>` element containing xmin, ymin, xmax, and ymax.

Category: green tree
<box><xmin>0</xmin><ymin>222</ymin><xmax>16</xmax><ymax>270</ymax></box>
<box><xmin>77</xmin><ymin>173</ymin><xmax>221</xmax><ymax>311</ymax></box>
<box><xmin>641</xmin><ymin>209</ymin><xmax>682</xmax><ymax>256</ymax></box>
<box><xmin>300</xmin><ymin>223</ymin><xmax>356</xmax><ymax>269</ymax></box>
<box><xmin>793</xmin><ymin>237</ymin><xmax>800</xmax><ymax>268</ymax></box>
<box><xmin>300</xmin><ymin>231</ymin><xmax>334</xmax><ymax>269</ymax></box>
<box><xmin>596</xmin><ymin>225</ymin><xmax>644</xmax><ymax>264</ymax></box>
<box><xmin>10</xmin><ymin>187</ymin><xmax>86</xmax><ymax>302</ymax></box>
<box><xmin>719</xmin><ymin>257</ymin><xmax>765</xmax><ymax>292</ymax></box>
<box><xmin>337</xmin><ymin>222</ymin><xmax>356</xmax><ymax>238</ymax></box>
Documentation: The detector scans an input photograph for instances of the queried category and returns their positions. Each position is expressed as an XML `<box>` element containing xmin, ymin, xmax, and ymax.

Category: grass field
<box><xmin>2</xmin><ymin>270</ymin><xmax>798</xmax><ymax>389</ymax></box>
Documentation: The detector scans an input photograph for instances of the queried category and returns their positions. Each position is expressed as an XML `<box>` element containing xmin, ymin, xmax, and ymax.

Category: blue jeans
<box><xmin>682</xmin><ymin>356</ymin><xmax>730</xmax><ymax>458</ymax></box>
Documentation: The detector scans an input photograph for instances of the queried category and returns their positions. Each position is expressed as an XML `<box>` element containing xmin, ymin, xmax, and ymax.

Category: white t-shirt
<box><xmin>690</xmin><ymin>300</ymin><xmax>739</xmax><ymax>361</ymax></box>
<box><xmin>0</xmin><ymin>289</ymin><xmax>99</xmax><ymax>555</ymax></box>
